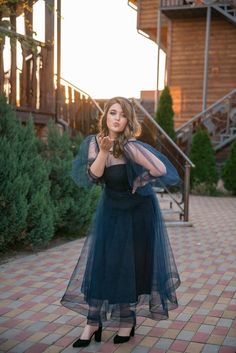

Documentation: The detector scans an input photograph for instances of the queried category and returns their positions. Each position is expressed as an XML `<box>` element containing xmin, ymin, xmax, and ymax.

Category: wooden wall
<box><xmin>167</xmin><ymin>17</ymin><xmax>236</xmax><ymax>127</ymax></box>
<box><xmin>138</xmin><ymin>0</ymin><xmax>168</xmax><ymax>47</ymax></box>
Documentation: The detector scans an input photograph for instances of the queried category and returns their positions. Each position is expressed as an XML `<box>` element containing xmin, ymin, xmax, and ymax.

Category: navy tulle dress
<box><xmin>61</xmin><ymin>134</ymin><xmax>181</xmax><ymax>327</ymax></box>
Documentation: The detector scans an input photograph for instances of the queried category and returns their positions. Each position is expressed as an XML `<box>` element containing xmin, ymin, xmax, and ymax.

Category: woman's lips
<box><xmin>113</xmin><ymin>123</ymin><xmax>120</xmax><ymax>127</ymax></box>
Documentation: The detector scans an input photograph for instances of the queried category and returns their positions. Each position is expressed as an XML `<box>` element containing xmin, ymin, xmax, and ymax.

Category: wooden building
<box><xmin>0</xmin><ymin>0</ymin><xmax>100</xmax><ymax>139</ymax></box>
<box><xmin>128</xmin><ymin>0</ymin><xmax>236</xmax><ymax>157</ymax></box>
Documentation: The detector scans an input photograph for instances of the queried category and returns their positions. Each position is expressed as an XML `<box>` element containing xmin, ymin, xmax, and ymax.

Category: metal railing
<box><xmin>176</xmin><ymin>89</ymin><xmax>236</xmax><ymax>153</ymax></box>
<box><xmin>131</xmin><ymin>98</ymin><xmax>195</xmax><ymax>223</ymax></box>
<box><xmin>161</xmin><ymin>0</ymin><xmax>236</xmax><ymax>8</ymax></box>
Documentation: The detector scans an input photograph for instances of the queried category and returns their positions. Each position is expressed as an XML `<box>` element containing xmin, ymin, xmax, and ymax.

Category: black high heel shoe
<box><xmin>72</xmin><ymin>325</ymin><xmax>102</xmax><ymax>347</ymax></box>
<box><xmin>113</xmin><ymin>323</ymin><xmax>135</xmax><ymax>344</ymax></box>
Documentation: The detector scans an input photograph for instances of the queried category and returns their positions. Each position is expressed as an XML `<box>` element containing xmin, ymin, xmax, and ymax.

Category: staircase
<box><xmin>211</xmin><ymin>1</ymin><xmax>236</xmax><ymax>25</ymax></box>
<box><xmin>176</xmin><ymin>89</ymin><xmax>236</xmax><ymax>154</ymax></box>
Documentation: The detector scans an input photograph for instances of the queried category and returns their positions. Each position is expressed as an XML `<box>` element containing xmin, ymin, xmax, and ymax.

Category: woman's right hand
<box><xmin>98</xmin><ymin>135</ymin><xmax>114</xmax><ymax>153</ymax></box>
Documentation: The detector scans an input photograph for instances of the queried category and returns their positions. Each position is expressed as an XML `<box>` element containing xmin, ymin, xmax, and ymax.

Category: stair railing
<box><xmin>176</xmin><ymin>88</ymin><xmax>236</xmax><ymax>153</ymax></box>
<box><xmin>131</xmin><ymin>97</ymin><xmax>195</xmax><ymax>222</ymax></box>
<box><xmin>55</xmin><ymin>76</ymin><xmax>103</xmax><ymax>135</ymax></box>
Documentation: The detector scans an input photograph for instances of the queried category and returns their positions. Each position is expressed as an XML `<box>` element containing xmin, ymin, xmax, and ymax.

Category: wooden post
<box><xmin>24</xmin><ymin>0</ymin><xmax>34</xmax><ymax>107</ymax></box>
<box><xmin>20</xmin><ymin>42</ymin><xmax>27</xmax><ymax>106</ymax></box>
<box><xmin>10</xmin><ymin>13</ymin><xmax>17</xmax><ymax>105</ymax></box>
<box><xmin>0</xmin><ymin>11</ymin><xmax>5</xmax><ymax>93</ymax></box>
<box><xmin>44</xmin><ymin>0</ymin><xmax>55</xmax><ymax>113</ymax></box>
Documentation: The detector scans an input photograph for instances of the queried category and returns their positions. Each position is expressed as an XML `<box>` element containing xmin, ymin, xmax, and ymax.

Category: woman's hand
<box><xmin>98</xmin><ymin>136</ymin><xmax>114</xmax><ymax>153</ymax></box>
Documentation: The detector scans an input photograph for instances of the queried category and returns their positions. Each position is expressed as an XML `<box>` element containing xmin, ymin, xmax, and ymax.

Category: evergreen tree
<box><xmin>0</xmin><ymin>95</ymin><xmax>54</xmax><ymax>250</ymax></box>
<box><xmin>41</xmin><ymin>120</ymin><xmax>100</xmax><ymax>236</ymax></box>
<box><xmin>21</xmin><ymin>117</ymin><xmax>54</xmax><ymax>248</ymax></box>
<box><xmin>189</xmin><ymin>128</ymin><xmax>218</xmax><ymax>188</ymax></box>
<box><xmin>41</xmin><ymin>120</ymin><xmax>75</xmax><ymax>231</ymax></box>
<box><xmin>0</xmin><ymin>95</ymin><xmax>29</xmax><ymax>250</ymax></box>
<box><xmin>221</xmin><ymin>139</ymin><xmax>236</xmax><ymax>195</ymax></box>
<box><xmin>155</xmin><ymin>86</ymin><xmax>176</xmax><ymax>140</ymax></box>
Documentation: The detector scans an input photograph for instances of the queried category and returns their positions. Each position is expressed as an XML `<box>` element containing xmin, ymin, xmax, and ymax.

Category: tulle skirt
<box><xmin>60</xmin><ymin>186</ymin><xmax>181</xmax><ymax>327</ymax></box>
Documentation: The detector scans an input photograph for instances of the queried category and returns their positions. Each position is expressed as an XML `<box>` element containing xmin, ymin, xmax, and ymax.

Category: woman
<box><xmin>61</xmin><ymin>97</ymin><xmax>181</xmax><ymax>347</ymax></box>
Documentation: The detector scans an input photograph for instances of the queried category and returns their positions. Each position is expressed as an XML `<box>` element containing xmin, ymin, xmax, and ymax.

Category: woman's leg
<box><xmin>119</xmin><ymin>303</ymin><xmax>135</xmax><ymax>328</ymax></box>
<box><xmin>79</xmin><ymin>299</ymin><xmax>102</xmax><ymax>340</ymax></box>
<box><xmin>87</xmin><ymin>299</ymin><xmax>102</xmax><ymax>326</ymax></box>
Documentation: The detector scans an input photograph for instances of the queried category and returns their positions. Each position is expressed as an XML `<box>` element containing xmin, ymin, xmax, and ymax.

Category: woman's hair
<box><xmin>98</xmin><ymin>96</ymin><xmax>141</xmax><ymax>157</ymax></box>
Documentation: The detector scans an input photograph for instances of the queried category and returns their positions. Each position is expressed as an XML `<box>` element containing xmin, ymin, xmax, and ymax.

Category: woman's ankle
<box><xmin>80</xmin><ymin>324</ymin><xmax>99</xmax><ymax>339</ymax></box>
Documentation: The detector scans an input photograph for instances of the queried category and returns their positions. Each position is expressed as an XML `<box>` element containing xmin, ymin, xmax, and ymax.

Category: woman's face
<box><xmin>106</xmin><ymin>103</ymin><xmax>128</xmax><ymax>137</ymax></box>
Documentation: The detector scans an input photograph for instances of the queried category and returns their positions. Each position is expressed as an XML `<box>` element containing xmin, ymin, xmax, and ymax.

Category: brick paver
<box><xmin>0</xmin><ymin>195</ymin><xmax>235</xmax><ymax>352</ymax></box>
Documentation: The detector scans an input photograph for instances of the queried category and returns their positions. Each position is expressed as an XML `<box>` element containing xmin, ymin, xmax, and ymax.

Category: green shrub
<box><xmin>221</xmin><ymin>139</ymin><xmax>236</xmax><ymax>195</ymax></box>
<box><xmin>40</xmin><ymin>120</ymin><xmax>101</xmax><ymax>237</ymax></box>
<box><xmin>0</xmin><ymin>95</ymin><xmax>100</xmax><ymax>252</ymax></box>
<box><xmin>21</xmin><ymin>118</ymin><xmax>54</xmax><ymax>248</ymax></box>
<box><xmin>0</xmin><ymin>100</ymin><xmax>29</xmax><ymax>249</ymax></box>
<box><xmin>0</xmin><ymin>96</ymin><xmax>54</xmax><ymax>250</ymax></box>
<box><xmin>155</xmin><ymin>86</ymin><xmax>176</xmax><ymax>141</ymax></box>
<box><xmin>189</xmin><ymin>128</ymin><xmax>218</xmax><ymax>192</ymax></box>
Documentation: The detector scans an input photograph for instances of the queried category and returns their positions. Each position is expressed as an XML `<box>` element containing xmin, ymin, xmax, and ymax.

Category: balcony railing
<box><xmin>161</xmin><ymin>0</ymin><xmax>236</xmax><ymax>8</ymax></box>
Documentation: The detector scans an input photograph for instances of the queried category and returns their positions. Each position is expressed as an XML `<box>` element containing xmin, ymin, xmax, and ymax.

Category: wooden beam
<box><xmin>0</xmin><ymin>13</ymin><xmax>4</xmax><ymax>93</ymax></box>
<box><xmin>16</xmin><ymin>110</ymin><xmax>54</xmax><ymax>124</ymax></box>
<box><xmin>44</xmin><ymin>0</ymin><xmax>55</xmax><ymax>112</ymax></box>
<box><xmin>10</xmin><ymin>11</ymin><xmax>17</xmax><ymax>105</ymax></box>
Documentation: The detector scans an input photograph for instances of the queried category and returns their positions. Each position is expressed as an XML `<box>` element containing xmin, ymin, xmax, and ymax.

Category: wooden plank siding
<box><xmin>139</xmin><ymin>0</ymin><xmax>169</xmax><ymax>47</ymax></box>
<box><xmin>168</xmin><ymin>17</ymin><xmax>236</xmax><ymax>127</ymax></box>
<box><xmin>134</xmin><ymin>2</ymin><xmax>236</xmax><ymax>128</ymax></box>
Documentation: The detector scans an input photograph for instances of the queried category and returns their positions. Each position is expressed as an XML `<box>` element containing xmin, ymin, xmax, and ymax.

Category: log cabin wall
<box><xmin>168</xmin><ymin>17</ymin><xmax>236</xmax><ymax>128</ymax></box>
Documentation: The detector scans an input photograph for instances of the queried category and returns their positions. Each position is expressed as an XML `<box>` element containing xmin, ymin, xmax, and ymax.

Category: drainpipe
<box><xmin>56</xmin><ymin>0</ymin><xmax>61</xmax><ymax>122</ymax></box>
<box><xmin>155</xmin><ymin>7</ymin><xmax>161</xmax><ymax>113</ymax></box>
<box><xmin>202</xmin><ymin>5</ymin><xmax>211</xmax><ymax>112</ymax></box>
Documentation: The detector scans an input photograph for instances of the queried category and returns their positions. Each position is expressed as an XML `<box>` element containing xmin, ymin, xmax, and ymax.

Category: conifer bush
<box><xmin>0</xmin><ymin>96</ymin><xmax>29</xmax><ymax>249</ymax></box>
<box><xmin>0</xmin><ymin>96</ymin><xmax>54</xmax><ymax>250</ymax></box>
<box><xmin>155</xmin><ymin>86</ymin><xmax>176</xmax><ymax>141</ymax></box>
<box><xmin>189</xmin><ymin>128</ymin><xmax>218</xmax><ymax>194</ymax></box>
<box><xmin>221</xmin><ymin>139</ymin><xmax>236</xmax><ymax>195</ymax></box>
<box><xmin>0</xmin><ymin>95</ymin><xmax>100</xmax><ymax>252</ymax></box>
<box><xmin>40</xmin><ymin>120</ymin><xmax>101</xmax><ymax>236</ymax></box>
<box><xmin>21</xmin><ymin>118</ymin><xmax>54</xmax><ymax>248</ymax></box>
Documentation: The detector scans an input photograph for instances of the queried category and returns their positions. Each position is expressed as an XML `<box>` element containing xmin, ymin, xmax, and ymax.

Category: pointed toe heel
<box><xmin>113</xmin><ymin>325</ymin><xmax>135</xmax><ymax>344</ymax></box>
<box><xmin>73</xmin><ymin>326</ymin><xmax>102</xmax><ymax>348</ymax></box>
<box><xmin>94</xmin><ymin>325</ymin><xmax>102</xmax><ymax>342</ymax></box>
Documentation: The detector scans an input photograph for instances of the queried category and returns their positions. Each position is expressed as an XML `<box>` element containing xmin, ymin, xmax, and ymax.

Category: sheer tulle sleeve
<box><xmin>70</xmin><ymin>135</ymin><xmax>102</xmax><ymax>188</ymax></box>
<box><xmin>123</xmin><ymin>140</ymin><xmax>180</xmax><ymax>190</ymax></box>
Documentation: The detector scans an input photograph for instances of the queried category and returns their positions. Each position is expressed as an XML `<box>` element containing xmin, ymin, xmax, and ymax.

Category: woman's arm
<box><xmin>124</xmin><ymin>140</ymin><xmax>180</xmax><ymax>193</ymax></box>
<box><xmin>89</xmin><ymin>136</ymin><xmax>113</xmax><ymax>178</ymax></box>
<box><xmin>124</xmin><ymin>141</ymin><xmax>167</xmax><ymax>176</ymax></box>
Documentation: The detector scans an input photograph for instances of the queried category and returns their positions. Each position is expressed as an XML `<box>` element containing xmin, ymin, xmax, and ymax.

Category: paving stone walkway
<box><xmin>0</xmin><ymin>195</ymin><xmax>236</xmax><ymax>353</ymax></box>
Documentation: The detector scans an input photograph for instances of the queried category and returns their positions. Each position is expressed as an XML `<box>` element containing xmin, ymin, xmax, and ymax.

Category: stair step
<box><xmin>220</xmin><ymin>134</ymin><xmax>231</xmax><ymax>142</ymax></box>
<box><xmin>230</xmin><ymin>127</ymin><xmax>236</xmax><ymax>134</ymax></box>
<box><xmin>152</xmin><ymin>186</ymin><xmax>165</xmax><ymax>193</ymax></box>
<box><xmin>161</xmin><ymin>209</ymin><xmax>182</xmax><ymax>215</ymax></box>
<box><xmin>165</xmin><ymin>221</ymin><xmax>193</xmax><ymax>227</ymax></box>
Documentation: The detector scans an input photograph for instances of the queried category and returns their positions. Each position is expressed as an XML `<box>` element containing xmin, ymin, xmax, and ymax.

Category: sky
<box><xmin>59</xmin><ymin>0</ymin><xmax>165</xmax><ymax>99</ymax></box>
<box><xmin>10</xmin><ymin>0</ymin><xmax>165</xmax><ymax>100</ymax></box>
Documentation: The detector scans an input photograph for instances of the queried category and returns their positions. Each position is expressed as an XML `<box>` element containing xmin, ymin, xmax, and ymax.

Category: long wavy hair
<box><xmin>98</xmin><ymin>97</ymin><xmax>141</xmax><ymax>158</ymax></box>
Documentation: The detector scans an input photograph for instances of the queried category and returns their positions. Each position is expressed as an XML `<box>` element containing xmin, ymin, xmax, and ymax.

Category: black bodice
<box><xmin>103</xmin><ymin>164</ymin><xmax>130</xmax><ymax>191</ymax></box>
